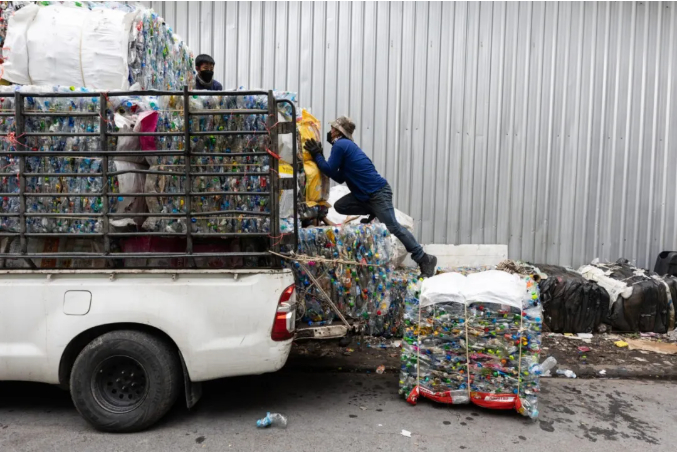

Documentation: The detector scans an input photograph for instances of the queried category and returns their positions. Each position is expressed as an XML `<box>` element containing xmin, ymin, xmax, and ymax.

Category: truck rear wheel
<box><xmin>70</xmin><ymin>330</ymin><xmax>181</xmax><ymax>432</ymax></box>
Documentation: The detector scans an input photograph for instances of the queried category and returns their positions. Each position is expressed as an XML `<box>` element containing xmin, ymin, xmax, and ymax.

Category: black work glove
<box><xmin>304</xmin><ymin>138</ymin><xmax>323</xmax><ymax>159</ymax></box>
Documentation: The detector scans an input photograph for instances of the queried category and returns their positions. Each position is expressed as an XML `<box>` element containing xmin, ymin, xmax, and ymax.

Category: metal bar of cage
<box><xmin>0</xmin><ymin>89</ymin><xmax>296</xmax><ymax>267</ymax></box>
<box><xmin>275</xmin><ymin>99</ymin><xmax>299</xmax><ymax>252</ymax></box>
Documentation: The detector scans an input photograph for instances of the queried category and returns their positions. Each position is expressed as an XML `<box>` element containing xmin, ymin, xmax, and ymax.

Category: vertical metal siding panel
<box><xmin>200</xmin><ymin>2</ymin><xmax>213</xmax><ymax>57</ymax></box>
<box><xmin>396</xmin><ymin>2</ymin><xmax>415</xmax><ymax>212</ymax></box>
<box><xmin>447</xmin><ymin>2</ymin><xmax>469</xmax><ymax>244</ymax></box>
<box><xmin>237</xmin><ymin>2</ymin><xmax>251</xmax><ymax>87</ymax></box>
<box><xmin>212</xmin><ymin>2</ymin><xmax>226</xmax><ymax>87</ymax></box>
<box><xmin>349</xmin><ymin>2</ymin><xmax>364</xmax><ymax>146</ymax></box>
<box><xmin>420</xmin><ymin>2</ymin><xmax>442</xmax><ymax>244</ymax></box>
<box><xmin>631</xmin><ymin>2</ymin><xmax>651</xmax><ymax>264</ymax></box>
<box><xmin>373</xmin><ymin>2</ymin><xmax>391</xmax><ymax>177</ymax></box>
<box><xmin>497</xmin><ymin>2</ymin><xmax>518</xmax><ymax>252</ymax></box>
<box><xmin>603</xmin><ymin>2</ymin><xmax>624</xmax><ymax>262</ymax></box>
<box><xmin>489</xmin><ymin>2</ymin><xmax>506</xmax><ymax>245</ymax></box>
<box><xmin>409</xmin><ymin>2</ymin><xmax>429</xmax><ymax>239</ymax></box>
<box><xmin>274</xmin><ymin>2</ymin><xmax>289</xmax><ymax>91</ymax></box>
<box><xmin>618</xmin><ymin>2</ymin><xmax>637</xmax><ymax>259</ymax></box>
<box><xmin>174</xmin><ymin>2</ymin><xmax>189</xmax><ymax>46</ymax></box>
<box><xmin>525</xmin><ymin>2</ymin><xmax>547</xmax><ymax>261</ymax></box>
<box><xmin>471</xmin><ymin>2</ymin><xmax>494</xmax><ymax>245</ymax></box>
<box><xmin>561</xmin><ymin>2</ymin><xmax>584</xmax><ymax>268</ymax></box>
<box><xmin>249</xmin><ymin>2</ymin><xmax>263</xmax><ymax>88</ymax></box>
<box><xmin>483</xmin><ymin>2</ymin><xmax>502</xmax><ymax>244</ymax></box>
<box><xmin>513</xmin><ymin>2</ymin><xmax>533</xmax><ymax>261</ymax></box>
<box><xmin>538</xmin><ymin>1</ymin><xmax>559</xmax><ymax>263</ymax></box>
<box><xmin>188</xmin><ymin>2</ymin><xmax>201</xmax><ymax>55</ymax></box>
<box><xmin>385</xmin><ymin>3</ymin><xmax>402</xmax><ymax>197</ymax></box>
<box><xmin>577</xmin><ymin>1</ymin><xmax>598</xmax><ymax>266</ymax></box>
<box><xmin>433</xmin><ymin>2</ymin><xmax>454</xmax><ymax>243</ymax></box>
<box><xmin>361</xmin><ymin>2</ymin><xmax>377</xmax><ymax>163</ymax></box>
<box><xmin>151</xmin><ymin>1</ymin><xmax>164</xmax><ymax>16</ymax></box>
<box><xmin>460</xmin><ymin>2</ymin><xmax>480</xmax><ymax>245</ymax></box>
<box><xmin>311</xmin><ymin>2</ymin><xmax>326</xmax><ymax>125</ymax></box>
<box><xmin>668</xmin><ymin>7</ymin><xmax>677</xmax><ymax>254</ymax></box>
<box><xmin>644</xmin><ymin>1</ymin><xmax>663</xmax><ymax>266</ymax></box>
<box><xmin>262</xmin><ymin>2</ymin><xmax>277</xmax><ymax>89</ymax></box>
<box><xmin>658</xmin><ymin>4</ymin><xmax>675</xmax><ymax>261</ymax></box>
<box><xmin>640</xmin><ymin>2</ymin><xmax>661</xmax><ymax>267</ymax></box>
<box><xmin>593</xmin><ymin>2</ymin><xmax>612</xmax><ymax>261</ymax></box>
<box><xmin>163</xmin><ymin>3</ymin><xmax>176</xmax><ymax>44</ymax></box>
<box><xmin>323</xmin><ymin>1</ymin><xmax>339</xmax><ymax>147</ymax></box>
<box><xmin>336</xmin><ymin>3</ymin><xmax>352</xmax><ymax>117</ymax></box>
<box><xmin>298</xmin><ymin>3</ymin><xmax>313</xmax><ymax>109</ymax></box>
<box><xmin>224</xmin><ymin>3</ymin><xmax>239</xmax><ymax>89</ymax></box>
<box><xmin>550</xmin><ymin>2</ymin><xmax>571</xmax><ymax>265</ymax></box>
<box><xmin>286</xmin><ymin>2</ymin><xmax>301</xmax><ymax>96</ymax></box>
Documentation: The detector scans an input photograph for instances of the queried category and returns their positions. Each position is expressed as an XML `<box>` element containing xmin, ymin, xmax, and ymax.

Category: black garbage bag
<box><xmin>533</xmin><ymin>264</ymin><xmax>610</xmax><ymax>333</ymax></box>
<box><xmin>579</xmin><ymin>259</ymin><xmax>675</xmax><ymax>333</ymax></box>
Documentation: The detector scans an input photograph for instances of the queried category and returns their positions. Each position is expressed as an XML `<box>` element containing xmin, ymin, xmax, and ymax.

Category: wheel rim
<box><xmin>91</xmin><ymin>355</ymin><xmax>149</xmax><ymax>413</ymax></box>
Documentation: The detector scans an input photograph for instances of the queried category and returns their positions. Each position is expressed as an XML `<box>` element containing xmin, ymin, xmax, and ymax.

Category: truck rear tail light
<box><xmin>271</xmin><ymin>284</ymin><xmax>296</xmax><ymax>341</ymax></box>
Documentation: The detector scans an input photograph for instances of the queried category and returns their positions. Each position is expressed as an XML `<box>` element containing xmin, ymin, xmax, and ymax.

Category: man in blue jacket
<box><xmin>304</xmin><ymin>116</ymin><xmax>437</xmax><ymax>278</ymax></box>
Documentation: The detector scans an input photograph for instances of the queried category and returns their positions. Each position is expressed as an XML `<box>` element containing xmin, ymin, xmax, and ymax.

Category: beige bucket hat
<box><xmin>330</xmin><ymin>116</ymin><xmax>356</xmax><ymax>141</ymax></box>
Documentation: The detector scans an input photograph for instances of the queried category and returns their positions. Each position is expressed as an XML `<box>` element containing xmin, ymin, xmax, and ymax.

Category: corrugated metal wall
<box><xmin>143</xmin><ymin>1</ymin><xmax>677</xmax><ymax>269</ymax></box>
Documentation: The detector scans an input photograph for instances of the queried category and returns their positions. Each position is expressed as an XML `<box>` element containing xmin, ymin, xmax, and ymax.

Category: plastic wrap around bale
<box><xmin>534</xmin><ymin>264</ymin><xmax>610</xmax><ymax>334</ymax></box>
<box><xmin>400</xmin><ymin>271</ymin><xmax>543</xmax><ymax>419</ymax></box>
<box><xmin>2</xmin><ymin>3</ymin><xmax>194</xmax><ymax>91</ymax></box>
<box><xmin>578</xmin><ymin>259</ymin><xmax>676</xmax><ymax>333</ymax></box>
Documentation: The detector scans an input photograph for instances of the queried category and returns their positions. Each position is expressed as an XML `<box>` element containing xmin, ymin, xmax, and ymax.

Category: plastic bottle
<box><xmin>529</xmin><ymin>356</ymin><xmax>557</xmax><ymax>376</ymax></box>
<box><xmin>556</xmin><ymin>369</ymin><xmax>577</xmax><ymax>379</ymax></box>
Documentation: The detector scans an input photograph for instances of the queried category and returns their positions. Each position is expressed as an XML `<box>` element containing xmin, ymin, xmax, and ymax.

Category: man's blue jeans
<box><xmin>334</xmin><ymin>184</ymin><xmax>425</xmax><ymax>263</ymax></box>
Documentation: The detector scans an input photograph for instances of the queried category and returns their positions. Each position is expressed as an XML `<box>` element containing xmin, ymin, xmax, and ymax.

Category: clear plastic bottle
<box><xmin>529</xmin><ymin>356</ymin><xmax>557</xmax><ymax>376</ymax></box>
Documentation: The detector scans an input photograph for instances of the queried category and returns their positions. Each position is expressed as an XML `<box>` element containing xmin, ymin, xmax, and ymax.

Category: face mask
<box><xmin>326</xmin><ymin>131</ymin><xmax>334</xmax><ymax>145</ymax></box>
<box><xmin>199</xmin><ymin>70</ymin><xmax>214</xmax><ymax>82</ymax></box>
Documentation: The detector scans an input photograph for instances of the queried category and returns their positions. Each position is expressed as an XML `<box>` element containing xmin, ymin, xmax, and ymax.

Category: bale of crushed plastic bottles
<box><xmin>534</xmin><ymin>264</ymin><xmax>610</xmax><ymax>334</ymax></box>
<box><xmin>578</xmin><ymin>259</ymin><xmax>676</xmax><ymax>333</ymax></box>
<box><xmin>287</xmin><ymin>223</ymin><xmax>417</xmax><ymax>337</ymax></box>
<box><xmin>400</xmin><ymin>270</ymin><xmax>543</xmax><ymax>419</ymax></box>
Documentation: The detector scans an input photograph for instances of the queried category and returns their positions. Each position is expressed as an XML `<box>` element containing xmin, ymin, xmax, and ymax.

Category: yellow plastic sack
<box><xmin>298</xmin><ymin>109</ymin><xmax>330</xmax><ymax>208</ymax></box>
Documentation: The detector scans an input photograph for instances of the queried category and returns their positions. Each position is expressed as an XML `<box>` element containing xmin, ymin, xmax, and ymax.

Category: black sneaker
<box><xmin>418</xmin><ymin>254</ymin><xmax>438</xmax><ymax>278</ymax></box>
<box><xmin>360</xmin><ymin>214</ymin><xmax>376</xmax><ymax>224</ymax></box>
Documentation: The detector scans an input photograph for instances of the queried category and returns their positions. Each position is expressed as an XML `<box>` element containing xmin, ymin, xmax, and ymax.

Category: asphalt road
<box><xmin>1</xmin><ymin>373</ymin><xmax>675</xmax><ymax>452</ymax></box>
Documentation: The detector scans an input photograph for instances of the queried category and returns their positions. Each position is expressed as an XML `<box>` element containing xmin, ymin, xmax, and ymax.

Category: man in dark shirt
<box><xmin>194</xmin><ymin>54</ymin><xmax>223</xmax><ymax>91</ymax></box>
<box><xmin>304</xmin><ymin>116</ymin><xmax>438</xmax><ymax>277</ymax></box>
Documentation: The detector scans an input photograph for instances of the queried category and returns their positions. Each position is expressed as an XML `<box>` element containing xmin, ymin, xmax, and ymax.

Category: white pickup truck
<box><xmin>0</xmin><ymin>88</ymin><xmax>301</xmax><ymax>432</ymax></box>
<box><xmin>0</xmin><ymin>268</ymin><xmax>296</xmax><ymax>432</ymax></box>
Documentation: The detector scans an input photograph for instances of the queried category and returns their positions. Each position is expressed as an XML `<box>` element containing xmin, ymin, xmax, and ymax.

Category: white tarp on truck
<box><xmin>4</xmin><ymin>4</ymin><xmax>138</xmax><ymax>89</ymax></box>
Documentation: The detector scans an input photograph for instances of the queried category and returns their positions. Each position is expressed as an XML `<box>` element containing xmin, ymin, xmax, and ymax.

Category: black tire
<box><xmin>70</xmin><ymin>330</ymin><xmax>181</xmax><ymax>433</ymax></box>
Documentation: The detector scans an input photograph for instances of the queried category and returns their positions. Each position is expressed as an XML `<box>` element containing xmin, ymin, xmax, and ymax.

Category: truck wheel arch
<box><xmin>58</xmin><ymin>323</ymin><xmax>200</xmax><ymax>409</ymax></box>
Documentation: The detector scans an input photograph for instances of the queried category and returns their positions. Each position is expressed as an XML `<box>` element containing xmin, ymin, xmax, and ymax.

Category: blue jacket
<box><xmin>314</xmin><ymin>138</ymin><xmax>387</xmax><ymax>201</ymax></box>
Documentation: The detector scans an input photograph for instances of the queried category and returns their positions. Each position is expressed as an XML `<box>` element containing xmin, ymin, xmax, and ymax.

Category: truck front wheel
<box><xmin>70</xmin><ymin>330</ymin><xmax>181</xmax><ymax>432</ymax></box>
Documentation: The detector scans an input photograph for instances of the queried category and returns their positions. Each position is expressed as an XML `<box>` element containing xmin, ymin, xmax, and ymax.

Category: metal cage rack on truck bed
<box><xmin>0</xmin><ymin>88</ymin><xmax>299</xmax><ymax>269</ymax></box>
